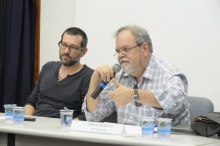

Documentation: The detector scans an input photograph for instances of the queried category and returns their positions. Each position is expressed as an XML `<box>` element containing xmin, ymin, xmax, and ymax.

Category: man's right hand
<box><xmin>86</xmin><ymin>64</ymin><xmax>114</xmax><ymax>112</ymax></box>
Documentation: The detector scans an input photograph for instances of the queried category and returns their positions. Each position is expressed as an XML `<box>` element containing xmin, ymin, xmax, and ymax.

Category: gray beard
<box><xmin>121</xmin><ymin>65</ymin><xmax>134</xmax><ymax>74</ymax></box>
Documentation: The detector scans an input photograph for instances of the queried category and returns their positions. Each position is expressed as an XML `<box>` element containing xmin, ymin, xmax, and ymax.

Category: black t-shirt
<box><xmin>26</xmin><ymin>61</ymin><xmax>94</xmax><ymax>120</ymax></box>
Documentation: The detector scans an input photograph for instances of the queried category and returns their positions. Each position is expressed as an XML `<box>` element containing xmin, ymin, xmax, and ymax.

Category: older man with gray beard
<box><xmin>84</xmin><ymin>25</ymin><xmax>189</xmax><ymax>126</ymax></box>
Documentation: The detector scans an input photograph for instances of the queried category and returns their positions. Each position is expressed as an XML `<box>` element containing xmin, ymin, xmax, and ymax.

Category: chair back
<box><xmin>188</xmin><ymin>96</ymin><xmax>214</xmax><ymax>122</ymax></box>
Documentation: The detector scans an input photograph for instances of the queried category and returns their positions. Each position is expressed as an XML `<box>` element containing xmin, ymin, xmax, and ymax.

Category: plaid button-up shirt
<box><xmin>84</xmin><ymin>55</ymin><xmax>189</xmax><ymax>126</ymax></box>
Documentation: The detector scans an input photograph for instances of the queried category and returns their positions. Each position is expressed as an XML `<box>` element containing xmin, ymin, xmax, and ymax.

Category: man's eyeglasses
<box><xmin>58</xmin><ymin>41</ymin><xmax>82</xmax><ymax>52</ymax></box>
<box><xmin>114</xmin><ymin>43</ymin><xmax>143</xmax><ymax>57</ymax></box>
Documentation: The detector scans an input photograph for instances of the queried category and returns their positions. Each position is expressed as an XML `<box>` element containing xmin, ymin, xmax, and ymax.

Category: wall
<box><xmin>40</xmin><ymin>0</ymin><xmax>76</xmax><ymax>68</ymax></box>
<box><xmin>41</xmin><ymin>0</ymin><xmax>220</xmax><ymax>112</ymax></box>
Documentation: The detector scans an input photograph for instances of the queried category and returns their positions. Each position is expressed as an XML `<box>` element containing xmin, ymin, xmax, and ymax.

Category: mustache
<box><xmin>62</xmin><ymin>53</ymin><xmax>70</xmax><ymax>57</ymax></box>
<box><xmin>61</xmin><ymin>53</ymin><xmax>72</xmax><ymax>59</ymax></box>
<box><xmin>60</xmin><ymin>53</ymin><xmax>74</xmax><ymax>60</ymax></box>
<box><xmin>119</xmin><ymin>58</ymin><xmax>130</xmax><ymax>64</ymax></box>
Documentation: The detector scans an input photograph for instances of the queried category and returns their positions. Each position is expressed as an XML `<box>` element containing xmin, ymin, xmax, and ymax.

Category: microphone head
<box><xmin>113</xmin><ymin>63</ymin><xmax>121</xmax><ymax>73</ymax></box>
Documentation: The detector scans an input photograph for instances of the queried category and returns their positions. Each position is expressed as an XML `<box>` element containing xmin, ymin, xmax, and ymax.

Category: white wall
<box><xmin>41</xmin><ymin>0</ymin><xmax>220</xmax><ymax>112</ymax></box>
<box><xmin>40</xmin><ymin>0</ymin><xmax>76</xmax><ymax>68</ymax></box>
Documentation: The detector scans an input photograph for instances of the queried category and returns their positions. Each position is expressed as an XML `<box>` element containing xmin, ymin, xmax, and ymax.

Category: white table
<box><xmin>0</xmin><ymin>113</ymin><xmax>219</xmax><ymax>146</ymax></box>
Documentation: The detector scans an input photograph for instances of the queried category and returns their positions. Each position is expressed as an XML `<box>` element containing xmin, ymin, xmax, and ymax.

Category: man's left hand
<box><xmin>108</xmin><ymin>78</ymin><xmax>133</xmax><ymax>106</ymax></box>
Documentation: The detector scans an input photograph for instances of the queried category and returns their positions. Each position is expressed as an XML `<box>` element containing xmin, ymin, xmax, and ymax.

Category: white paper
<box><xmin>0</xmin><ymin>116</ymin><xmax>5</xmax><ymax>120</ymax></box>
<box><xmin>122</xmin><ymin>125</ymin><xmax>142</xmax><ymax>136</ymax></box>
<box><xmin>70</xmin><ymin>121</ymin><xmax>124</xmax><ymax>135</ymax></box>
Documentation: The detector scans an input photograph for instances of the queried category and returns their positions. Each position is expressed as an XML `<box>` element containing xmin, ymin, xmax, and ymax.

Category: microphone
<box><xmin>91</xmin><ymin>64</ymin><xmax>121</xmax><ymax>99</ymax></box>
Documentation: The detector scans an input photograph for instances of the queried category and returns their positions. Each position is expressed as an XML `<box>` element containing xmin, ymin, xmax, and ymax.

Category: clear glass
<box><xmin>4</xmin><ymin>104</ymin><xmax>17</xmax><ymax>123</ymax></box>
<box><xmin>141</xmin><ymin>117</ymin><xmax>155</xmax><ymax>138</ymax></box>
<box><xmin>13</xmin><ymin>107</ymin><xmax>25</xmax><ymax>125</ymax></box>
<box><xmin>60</xmin><ymin>109</ymin><xmax>74</xmax><ymax>128</ymax></box>
<box><xmin>157</xmin><ymin>118</ymin><xmax>172</xmax><ymax>140</ymax></box>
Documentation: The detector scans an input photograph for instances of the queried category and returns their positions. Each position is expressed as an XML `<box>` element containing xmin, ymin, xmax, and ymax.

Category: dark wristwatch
<box><xmin>133</xmin><ymin>89</ymin><xmax>142</xmax><ymax>106</ymax></box>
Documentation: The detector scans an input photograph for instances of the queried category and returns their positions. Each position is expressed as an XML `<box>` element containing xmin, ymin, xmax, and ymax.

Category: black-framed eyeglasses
<box><xmin>58</xmin><ymin>41</ymin><xmax>82</xmax><ymax>52</ymax></box>
<box><xmin>114</xmin><ymin>43</ymin><xmax>143</xmax><ymax>57</ymax></box>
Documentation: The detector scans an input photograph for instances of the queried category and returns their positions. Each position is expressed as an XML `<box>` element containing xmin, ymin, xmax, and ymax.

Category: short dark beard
<box><xmin>63</xmin><ymin>59</ymin><xmax>78</xmax><ymax>66</ymax></box>
<box><xmin>59</xmin><ymin>53</ymin><xmax>81</xmax><ymax>66</ymax></box>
